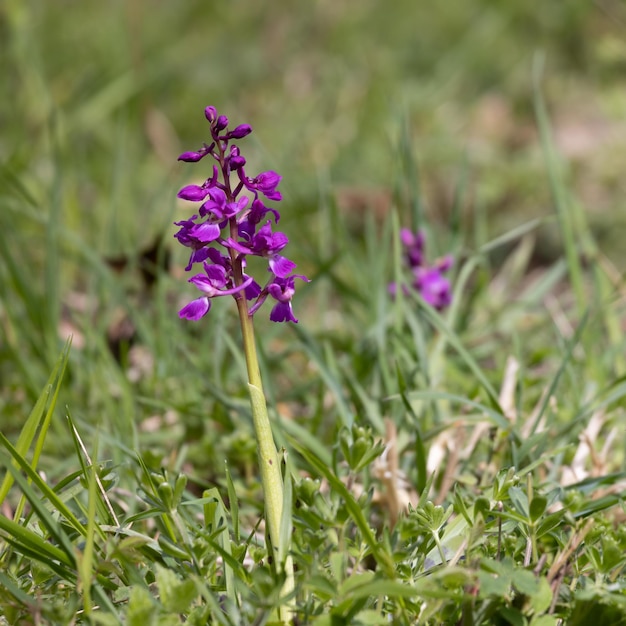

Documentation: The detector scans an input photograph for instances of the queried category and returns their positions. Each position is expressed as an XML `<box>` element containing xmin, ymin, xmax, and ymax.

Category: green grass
<box><xmin>2</xmin><ymin>1</ymin><xmax>626</xmax><ymax>624</ymax></box>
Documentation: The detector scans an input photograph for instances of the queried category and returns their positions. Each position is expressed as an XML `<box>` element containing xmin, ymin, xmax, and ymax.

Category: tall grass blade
<box><xmin>533</xmin><ymin>54</ymin><xmax>585</xmax><ymax>316</ymax></box>
<box><xmin>0</xmin><ymin>340</ymin><xmax>71</xmax><ymax>506</ymax></box>
<box><xmin>0</xmin><ymin>447</ymin><xmax>78</xmax><ymax>565</ymax></box>
<box><xmin>525</xmin><ymin>310</ymin><xmax>589</xmax><ymax>438</ymax></box>
<box><xmin>0</xmin><ymin>432</ymin><xmax>89</xmax><ymax>539</ymax></box>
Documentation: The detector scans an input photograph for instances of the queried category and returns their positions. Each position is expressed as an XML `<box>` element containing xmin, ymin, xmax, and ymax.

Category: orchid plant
<box><xmin>390</xmin><ymin>228</ymin><xmax>453</xmax><ymax>310</ymax></box>
<box><xmin>174</xmin><ymin>106</ymin><xmax>305</xmax><ymax>620</ymax></box>
<box><xmin>175</xmin><ymin>106</ymin><xmax>308</xmax><ymax>323</ymax></box>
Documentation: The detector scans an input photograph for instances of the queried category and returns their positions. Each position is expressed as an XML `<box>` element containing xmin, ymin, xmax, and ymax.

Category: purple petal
<box><xmin>179</xmin><ymin>297</ymin><xmax>210</xmax><ymax>320</ymax></box>
<box><xmin>188</xmin><ymin>266</ymin><xmax>228</xmax><ymax>295</ymax></box>
<box><xmin>268</xmin><ymin>276</ymin><xmax>292</xmax><ymax>299</ymax></box>
<box><xmin>400</xmin><ymin>228</ymin><xmax>422</xmax><ymax>248</ymax></box>
<box><xmin>415</xmin><ymin>268</ymin><xmax>452</xmax><ymax>310</ymax></box>
<box><xmin>237</xmin><ymin>220</ymin><xmax>255</xmax><ymax>241</ymax></box>
<box><xmin>222</xmin><ymin>237</ymin><xmax>251</xmax><ymax>255</ymax></box>
<box><xmin>244</xmin><ymin>277</ymin><xmax>262</xmax><ymax>300</ymax></box>
<box><xmin>191</xmin><ymin>222</ymin><xmax>221</xmax><ymax>243</ymax></box>
<box><xmin>268</xmin><ymin>230</ymin><xmax>289</xmax><ymax>253</ymax></box>
<box><xmin>188</xmin><ymin>274</ymin><xmax>218</xmax><ymax>295</ymax></box>
<box><xmin>270</xmin><ymin>301</ymin><xmax>298</xmax><ymax>323</ymax></box>
<box><xmin>244</xmin><ymin>170</ymin><xmax>283</xmax><ymax>201</ymax></box>
<box><xmin>269</xmin><ymin>255</ymin><xmax>297</xmax><ymax>278</ymax></box>
<box><xmin>178</xmin><ymin>185</ymin><xmax>210</xmax><ymax>201</ymax></box>
<box><xmin>263</xmin><ymin>191</ymin><xmax>282</xmax><ymax>202</ymax></box>
<box><xmin>206</xmin><ymin>247</ymin><xmax>231</xmax><ymax>268</ymax></box>
<box><xmin>185</xmin><ymin>247</ymin><xmax>211</xmax><ymax>271</ymax></box>
<box><xmin>436</xmin><ymin>255</ymin><xmax>454</xmax><ymax>272</ymax></box>
<box><xmin>203</xmin><ymin>263</ymin><xmax>228</xmax><ymax>284</ymax></box>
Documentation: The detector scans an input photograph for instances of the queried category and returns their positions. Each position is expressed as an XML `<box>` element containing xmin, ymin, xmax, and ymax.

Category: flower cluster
<box><xmin>174</xmin><ymin>106</ymin><xmax>308</xmax><ymax>322</ymax></box>
<box><xmin>390</xmin><ymin>228</ymin><xmax>453</xmax><ymax>310</ymax></box>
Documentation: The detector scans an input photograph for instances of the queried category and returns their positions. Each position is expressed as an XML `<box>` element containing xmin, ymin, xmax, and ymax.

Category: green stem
<box><xmin>234</xmin><ymin>293</ymin><xmax>295</xmax><ymax>620</ymax></box>
<box><xmin>218</xmin><ymin>136</ymin><xmax>294</xmax><ymax>618</ymax></box>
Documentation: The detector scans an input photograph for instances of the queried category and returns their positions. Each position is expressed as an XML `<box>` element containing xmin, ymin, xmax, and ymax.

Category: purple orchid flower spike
<box><xmin>174</xmin><ymin>106</ymin><xmax>308</xmax><ymax>322</ymax></box>
<box><xmin>392</xmin><ymin>228</ymin><xmax>453</xmax><ymax>310</ymax></box>
<box><xmin>175</xmin><ymin>106</ymin><xmax>300</xmax><ymax>607</ymax></box>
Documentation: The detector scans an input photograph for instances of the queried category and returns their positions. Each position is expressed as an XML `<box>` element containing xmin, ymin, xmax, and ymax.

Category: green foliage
<box><xmin>3</xmin><ymin>335</ymin><xmax>626</xmax><ymax>623</ymax></box>
<box><xmin>2</xmin><ymin>0</ymin><xmax>626</xmax><ymax>624</ymax></box>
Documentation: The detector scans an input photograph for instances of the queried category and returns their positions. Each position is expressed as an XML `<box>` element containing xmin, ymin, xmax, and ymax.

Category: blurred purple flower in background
<box><xmin>391</xmin><ymin>228</ymin><xmax>453</xmax><ymax>310</ymax></box>
<box><xmin>174</xmin><ymin>106</ymin><xmax>308</xmax><ymax>322</ymax></box>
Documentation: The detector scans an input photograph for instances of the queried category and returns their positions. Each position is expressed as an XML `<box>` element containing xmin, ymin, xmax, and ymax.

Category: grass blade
<box><xmin>0</xmin><ymin>432</ymin><xmax>88</xmax><ymax>539</ymax></box>
<box><xmin>0</xmin><ymin>340</ymin><xmax>71</xmax><ymax>507</ymax></box>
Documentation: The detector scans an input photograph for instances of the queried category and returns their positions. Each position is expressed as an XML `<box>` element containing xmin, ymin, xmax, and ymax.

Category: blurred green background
<box><xmin>3</xmin><ymin>0</ymin><xmax>625</xmax><ymax>262</ymax></box>
<box><xmin>2</xmin><ymin>8</ymin><xmax>626</xmax><ymax>620</ymax></box>
<box><xmin>1</xmin><ymin>0</ymin><xmax>625</xmax><ymax>458</ymax></box>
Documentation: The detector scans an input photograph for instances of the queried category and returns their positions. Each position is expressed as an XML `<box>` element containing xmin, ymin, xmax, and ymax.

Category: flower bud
<box><xmin>215</xmin><ymin>115</ymin><xmax>229</xmax><ymax>131</ymax></box>
<box><xmin>227</xmin><ymin>146</ymin><xmax>246</xmax><ymax>170</ymax></box>
<box><xmin>178</xmin><ymin>151</ymin><xmax>205</xmax><ymax>162</ymax></box>
<box><xmin>177</xmin><ymin>184</ymin><xmax>210</xmax><ymax>201</ymax></box>
<box><xmin>230</xmin><ymin>155</ymin><xmax>246</xmax><ymax>169</ymax></box>
<box><xmin>228</xmin><ymin>124</ymin><xmax>252</xmax><ymax>139</ymax></box>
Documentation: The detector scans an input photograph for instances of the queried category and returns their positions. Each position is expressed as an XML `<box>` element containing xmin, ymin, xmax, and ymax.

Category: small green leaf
<box><xmin>297</xmin><ymin>476</ymin><xmax>321</xmax><ymax>506</ymax></box>
<box><xmin>173</xmin><ymin>473</ymin><xmax>187</xmax><ymax>507</ymax></box>
<box><xmin>339</xmin><ymin>579</ymin><xmax>424</xmax><ymax>601</ymax></box>
<box><xmin>599</xmin><ymin>536</ymin><xmax>626</xmax><ymax>573</ymax></box>
<box><xmin>536</xmin><ymin>511</ymin><xmax>565</xmax><ymax>538</ymax></box>
<box><xmin>498</xmin><ymin>606</ymin><xmax>525</xmax><ymax>626</ymax></box>
<box><xmin>529</xmin><ymin>577</ymin><xmax>553</xmax><ymax>615</ymax></box>
<box><xmin>305</xmin><ymin>574</ymin><xmax>337</xmax><ymax>600</ymax></box>
<box><xmin>156</xmin><ymin>564</ymin><xmax>198</xmax><ymax>613</ymax></box>
<box><xmin>493</xmin><ymin>468</ymin><xmax>519</xmax><ymax>501</ymax></box>
<box><xmin>338</xmin><ymin>571</ymin><xmax>376</xmax><ymax>596</ymax></box>
<box><xmin>157</xmin><ymin>535</ymin><xmax>190</xmax><ymax>560</ymax></box>
<box><xmin>530</xmin><ymin>616</ymin><xmax>559</xmax><ymax>626</ymax></box>
<box><xmin>438</xmin><ymin>567</ymin><xmax>474</xmax><ymax>588</ymax></box>
<box><xmin>453</xmin><ymin>485</ymin><xmax>472</xmax><ymax>525</ymax></box>
<box><xmin>127</xmin><ymin>586</ymin><xmax>157</xmax><ymax>626</ymax></box>
<box><xmin>477</xmin><ymin>570</ymin><xmax>509</xmax><ymax>598</ymax></box>
<box><xmin>356</xmin><ymin>610</ymin><xmax>396</xmax><ymax>625</ymax></box>
<box><xmin>474</xmin><ymin>496</ymin><xmax>491</xmax><ymax>521</ymax></box>
<box><xmin>511</xmin><ymin>568</ymin><xmax>539</xmax><ymax>596</ymax></box>
<box><xmin>508</xmin><ymin>486</ymin><xmax>529</xmax><ymax>518</ymax></box>
<box><xmin>90</xmin><ymin>614</ymin><xmax>122</xmax><ymax>626</ymax></box>
<box><xmin>529</xmin><ymin>495</ymin><xmax>548</xmax><ymax>522</ymax></box>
